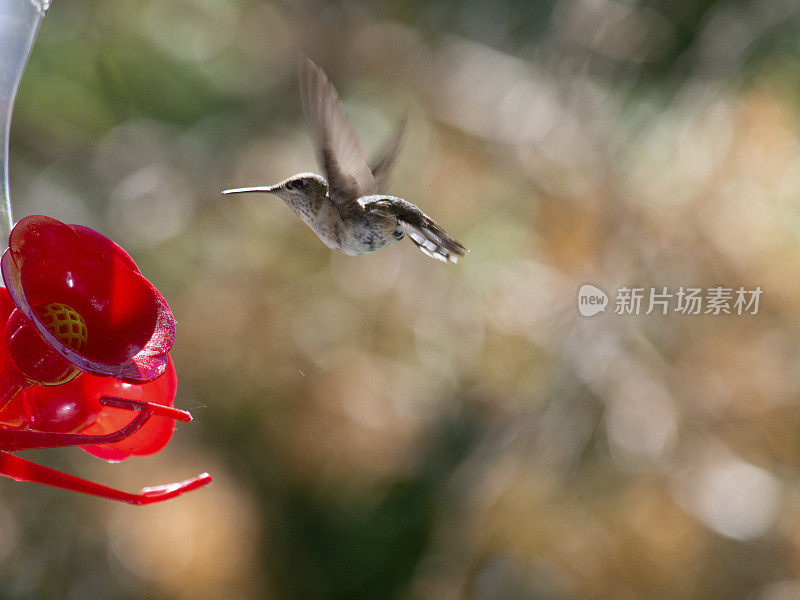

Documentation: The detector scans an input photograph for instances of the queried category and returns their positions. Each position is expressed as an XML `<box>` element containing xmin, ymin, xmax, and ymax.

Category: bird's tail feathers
<box><xmin>400</xmin><ymin>217</ymin><xmax>468</xmax><ymax>264</ymax></box>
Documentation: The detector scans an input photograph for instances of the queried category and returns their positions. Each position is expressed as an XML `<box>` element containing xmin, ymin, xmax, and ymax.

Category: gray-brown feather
<box><xmin>362</xmin><ymin>196</ymin><xmax>467</xmax><ymax>263</ymax></box>
<box><xmin>370</xmin><ymin>116</ymin><xmax>407</xmax><ymax>192</ymax></box>
<box><xmin>298</xmin><ymin>56</ymin><xmax>374</xmax><ymax>218</ymax></box>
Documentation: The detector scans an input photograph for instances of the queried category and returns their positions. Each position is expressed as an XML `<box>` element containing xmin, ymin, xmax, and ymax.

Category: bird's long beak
<box><xmin>221</xmin><ymin>185</ymin><xmax>279</xmax><ymax>195</ymax></box>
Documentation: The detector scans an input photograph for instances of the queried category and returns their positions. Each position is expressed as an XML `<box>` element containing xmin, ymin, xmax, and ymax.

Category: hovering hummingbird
<box><xmin>223</xmin><ymin>56</ymin><xmax>467</xmax><ymax>263</ymax></box>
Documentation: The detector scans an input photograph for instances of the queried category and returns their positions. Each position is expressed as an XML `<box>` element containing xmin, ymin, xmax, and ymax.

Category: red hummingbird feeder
<box><xmin>0</xmin><ymin>216</ymin><xmax>211</xmax><ymax>504</ymax></box>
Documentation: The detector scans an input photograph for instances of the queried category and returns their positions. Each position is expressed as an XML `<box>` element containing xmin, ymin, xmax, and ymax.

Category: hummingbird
<box><xmin>223</xmin><ymin>56</ymin><xmax>467</xmax><ymax>263</ymax></box>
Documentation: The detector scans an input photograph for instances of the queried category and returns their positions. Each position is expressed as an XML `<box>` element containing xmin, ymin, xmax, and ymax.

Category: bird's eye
<box><xmin>285</xmin><ymin>181</ymin><xmax>296</xmax><ymax>190</ymax></box>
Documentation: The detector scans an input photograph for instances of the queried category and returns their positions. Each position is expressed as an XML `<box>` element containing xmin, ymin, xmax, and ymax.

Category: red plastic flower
<box><xmin>0</xmin><ymin>216</ymin><xmax>211</xmax><ymax>504</ymax></box>
<box><xmin>2</xmin><ymin>215</ymin><xmax>174</xmax><ymax>385</ymax></box>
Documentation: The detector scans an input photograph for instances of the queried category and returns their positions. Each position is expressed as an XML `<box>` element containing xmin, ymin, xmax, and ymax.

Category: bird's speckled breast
<box><xmin>285</xmin><ymin>193</ymin><xmax>338</xmax><ymax>250</ymax></box>
<box><xmin>336</xmin><ymin>217</ymin><xmax>403</xmax><ymax>256</ymax></box>
<box><xmin>288</xmin><ymin>194</ymin><xmax>403</xmax><ymax>255</ymax></box>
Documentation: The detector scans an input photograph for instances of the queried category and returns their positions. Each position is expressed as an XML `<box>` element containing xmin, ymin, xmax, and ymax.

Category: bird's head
<box><xmin>222</xmin><ymin>173</ymin><xmax>328</xmax><ymax>206</ymax></box>
<box><xmin>272</xmin><ymin>173</ymin><xmax>328</xmax><ymax>202</ymax></box>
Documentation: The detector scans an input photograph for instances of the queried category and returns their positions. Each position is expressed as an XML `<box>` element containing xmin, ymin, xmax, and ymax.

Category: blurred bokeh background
<box><xmin>3</xmin><ymin>0</ymin><xmax>800</xmax><ymax>598</ymax></box>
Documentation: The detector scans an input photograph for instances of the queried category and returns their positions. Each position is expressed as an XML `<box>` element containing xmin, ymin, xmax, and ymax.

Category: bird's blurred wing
<box><xmin>370</xmin><ymin>116</ymin><xmax>407</xmax><ymax>192</ymax></box>
<box><xmin>365</xmin><ymin>197</ymin><xmax>467</xmax><ymax>263</ymax></box>
<box><xmin>299</xmin><ymin>55</ymin><xmax>376</xmax><ymax>217</ymax></box>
